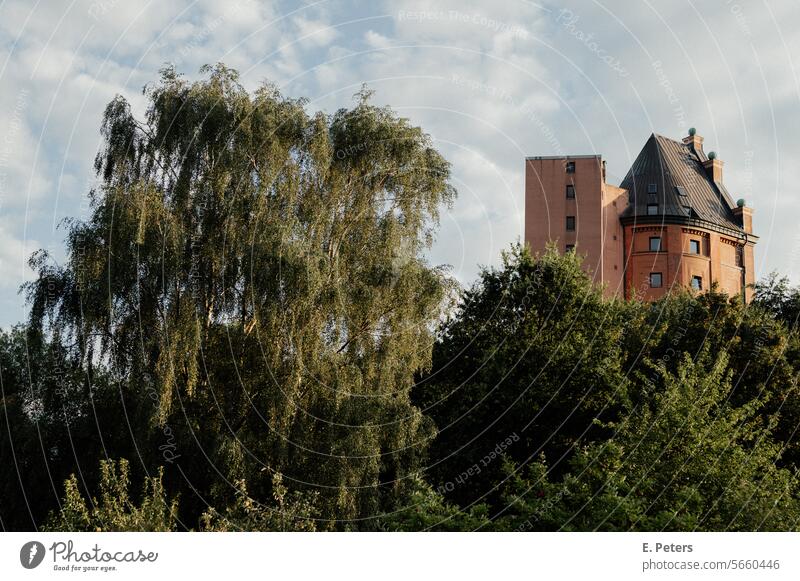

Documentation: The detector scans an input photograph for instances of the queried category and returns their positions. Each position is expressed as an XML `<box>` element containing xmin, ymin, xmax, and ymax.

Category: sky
<box><xmin>0</xmin><ymin>0</ymin><xmax>798</xmax><ymax>328</ymax></box>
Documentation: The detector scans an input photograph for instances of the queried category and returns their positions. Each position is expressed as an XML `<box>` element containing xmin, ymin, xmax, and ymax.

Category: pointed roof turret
<box><xmin>619</xmin><ymin>133</ymin><xmax>744</xmax><ymax>233</ymax></box>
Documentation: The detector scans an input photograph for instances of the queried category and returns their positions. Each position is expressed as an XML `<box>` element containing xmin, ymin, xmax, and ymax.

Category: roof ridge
<box><xmin>652</xmin><ymin>132</ymin><xmax>686</xmax><ymax>145</ymax></box>
<box><xmin>650</xmin><ymin>133</ymin><xmax>675</xmax><ymax>176</ymax></box>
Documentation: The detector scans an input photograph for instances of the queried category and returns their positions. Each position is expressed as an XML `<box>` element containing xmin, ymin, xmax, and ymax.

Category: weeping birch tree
<box><xmin>26</xmin><ymin>64</ymin><xmax>455</xmax><ymax>527</ymax></box>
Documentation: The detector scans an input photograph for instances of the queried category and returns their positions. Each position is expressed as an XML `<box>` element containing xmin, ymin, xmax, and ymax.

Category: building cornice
<box><xmin>525</xmin><ymin>155</ymin><xmax>601</xmax><ymax>160</ymax></box>
<box><xmin>619</xmin><ymin>214</ymin><xmax>759</xmax><ymax>244</ymax></box>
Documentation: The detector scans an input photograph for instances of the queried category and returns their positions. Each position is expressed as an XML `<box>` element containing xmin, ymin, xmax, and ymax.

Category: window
<box><xmin>691</xmin><ymin>276</ymin><xmax>703</xmax><ymax>290</ymax></box>
<box><xmin>647</xmin><ymin>183</ymin><xmax>658</xmax><ymax>194</ymax></box>
<box><xmin>650</xmin><ymin>273</ymin><xmax>663</xmax><ymax>288</ymax></box>
<box><xmin>690</xmin><ymin>239</ymin><xmax>700</xmax><ymax>254</ymax></box>
<box><xmin>565</xmin><ymin>161</ymin><xmax>575</xmax><ymax>173</ymax></box>
<box><xmin>647</xmin><ymin>193</ymin><xmax>658</xmax><ymax>203</ymax></box>
<box><xmin>647</xmin><ymin>204</ymin><xmax>659</xmax><ymax>215</ymax></box>
<box><xmin>566</xmin><ymin>184</ymin><xmax>575</xmax><ymax>199</ymax></box>
<box><xmin>565</xmin><ymin>244</ymin><xmax>575</xmax><ymax>253</ymax></box>
<box><xmin>683</xmin><ymin>205</ymin><xmax>693</xmax><ymax>216</ymax></box>
<box><xmin>566</xmin><ymin>216</ymin><xmax>576</xmax><ymax>231</ymax></box>
<box><xmin>675</xmin><ymin>186</ymin><xmax>688</xmax><ymax>197</ymax></box>
<box><xmin>649</xmin><ymin>236</ymin><xmax>662</xmax><ymax>252</ymax></box>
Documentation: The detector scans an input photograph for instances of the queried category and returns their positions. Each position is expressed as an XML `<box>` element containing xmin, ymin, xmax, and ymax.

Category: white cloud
<box><xmin>364</xmin><ymin>30</ymin><xmax>391</xmax><ymax>49</ymax></box>
<box><xmin>292</xmin><ymin>17</ymin><xmax>339</xmax><ymax>48</ymax></box>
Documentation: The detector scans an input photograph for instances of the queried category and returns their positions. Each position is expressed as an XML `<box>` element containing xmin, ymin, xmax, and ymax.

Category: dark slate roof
<box><xmin>619</xmin><ymin>133</ymin><xmax>743</xmax><ymax>233</ymax></box>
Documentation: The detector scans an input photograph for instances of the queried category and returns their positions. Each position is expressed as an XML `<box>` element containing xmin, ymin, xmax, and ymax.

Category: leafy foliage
<box><xmin>377</xmin><ymin>475</ymin><xmax>492</xmax><ymax>531</ymax></box>
<box><xmin>414</xmin><ymin>246</ymin><xmax>800</xmax><ymax>531</ymax></box>
<box><xmin>414</xmin><ymin>243</ymin><xmax>632</xmax><ymax>506</ymax></box>
<box><xmin>497</xmin><ymin>354</ymin><xmax>800</xmax><ymax>531</ymax></box>
<box><xmin>22</xmin><ymin>64</ymin><xmax>455</xmax><ymax>528</ymax></box>
<box><xmin>200</xmin><ymin>473</ymin><xmax>318</xmax><ymax>532</ymax></box>
<box><xmin>45</xmin><ymin>459</ymin><xmax>179</xmax><ymax>532</ymax></box>
<box><xmin>0</xmin><ymin>326</ymin><xmax>127</xmax><ymax>530</ymax></box>
<box><xmin>753</xmin><ymin>272</ymin><xmax>800</xmax><ymax>329</ymax></box>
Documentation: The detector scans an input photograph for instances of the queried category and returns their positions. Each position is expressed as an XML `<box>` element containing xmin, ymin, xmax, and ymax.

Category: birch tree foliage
<box><xmin>25</xmin><ymin>64</ymin><xmax>456</xmax><ymax>524</ymax></box>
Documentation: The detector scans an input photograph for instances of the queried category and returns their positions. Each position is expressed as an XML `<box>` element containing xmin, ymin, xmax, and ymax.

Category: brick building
<box><xmin>524</xmin><ymin>129</ymin><xmax>757</xmax><ymax>301</ymax></box>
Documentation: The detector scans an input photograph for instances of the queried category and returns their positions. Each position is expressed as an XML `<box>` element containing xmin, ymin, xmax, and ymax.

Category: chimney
<box><xmin>732</xmin><ymin>199</ymin><xmax>753</xmax><ymax>233</ymax></box>
<box><xmin>682</xmin><ymin>127</ymin><xmax>704</xmax><ymax>155</ymax></box>
<box><xmin>703</xmin><ymin>154</ymin><xmax>724</xmax><ymax>183</ymax></box>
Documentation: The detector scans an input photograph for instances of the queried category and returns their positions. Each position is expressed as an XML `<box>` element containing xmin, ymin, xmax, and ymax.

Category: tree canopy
<box><xmin>17</xmin><ymin>64</ymin><xmax>455</xmax><ymax>529</ymax></box>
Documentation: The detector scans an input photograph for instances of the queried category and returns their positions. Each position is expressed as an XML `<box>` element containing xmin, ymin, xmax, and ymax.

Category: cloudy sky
<box><xmin>0</xmin><ymin>0</ymin><xmax>798</xmax><ymax>327</ymax></box>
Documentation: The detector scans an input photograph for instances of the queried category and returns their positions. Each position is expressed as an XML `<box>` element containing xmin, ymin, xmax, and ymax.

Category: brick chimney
<box><xmin>682</xmin><ymin>128</ymin><xmax>704</xmax><ymax>154</ymax></box>
<box><xmin>732</xmin><ymin>200</ymin><xmax>753</xmax><ymax>233</ymax></box>
<box><xmin>703</xmin><ymin>156</ymin><xmax>724</xmax><ymax>183</ymax></box>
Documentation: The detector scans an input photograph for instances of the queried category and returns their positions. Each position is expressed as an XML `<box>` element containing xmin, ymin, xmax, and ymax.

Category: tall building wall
<box><xmin>601</xmin><ymin>183</ymin><xmax>627</xmax><ymax>297</ymax></box>
<box><xmin>524</xmin><ymin>156</ymin><xmax>624</xmax><ymax>298</ymax></box>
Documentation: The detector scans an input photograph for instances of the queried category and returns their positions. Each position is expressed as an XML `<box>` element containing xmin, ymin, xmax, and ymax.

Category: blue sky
<box><xmin>1</xmin><ymin>0</ymin><xmax>798</xmax><ymax>327</ymax></box>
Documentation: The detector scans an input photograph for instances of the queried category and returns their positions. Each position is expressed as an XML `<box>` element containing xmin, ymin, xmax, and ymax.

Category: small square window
<box><xmin>675</xmin><ymin>186</ymin><xmax>688</xmax><ymax>197</ymax></box>
<box><xmin>649</xmin><ymin>236</ymin><xmax>662</xmax><ymax>252</ymax></box>
<box><xmin>565</xmin><ymin>244</ymin><xmax>575</xmax><ymax>253</ymax></box>
<box><xmin>690</xmin><ymin>239</ymin><xmax>700</xmax><ymax>254</ymax></box>
<box><xmin>650</xmin><ymin>273</ymin><xmax>663</xmax><ymax>288</ymax></box>
<box><xmin>647</xmin><ymin>204</ymin><xmax>659</xmax><ymax>215</ymax></box>
<box><xmin>566</xmin><ymin>216</ymin><xmax>576</xmax><ymax>231</ymax></box>
<box><xmin>566</xmin><ymin>185</ymin><xmax>575</xmax><ymax>199</ymax></box>
<box><xmin>565</xmin><ymin>161</ymin><xmax>575</xmax><ymax>173</ymax></box>
<box><xmin>647</xmin><ymin>183</ymin><xmax>657</xmax><ymax>194</ymax></box>
<box><xmin>691</xmin><ymin>275</ymin><xmax>703</xmax><ymax>290</ymax></box>
<box><xmin>683</xmin><ymin>205</ymin><xmax>693</xmax><ymax>216</ymax></box>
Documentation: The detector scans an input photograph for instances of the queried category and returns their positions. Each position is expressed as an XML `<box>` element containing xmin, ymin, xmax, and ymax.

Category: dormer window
<box><xmin>647</xmin><ymin>204</ymin><xmax>659</xmax><ymax>216</ymax></box>
<box><xmin>647</xmin><ymin>183</ymin><xmax>657</xmax><ymax>194</ymax></box>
